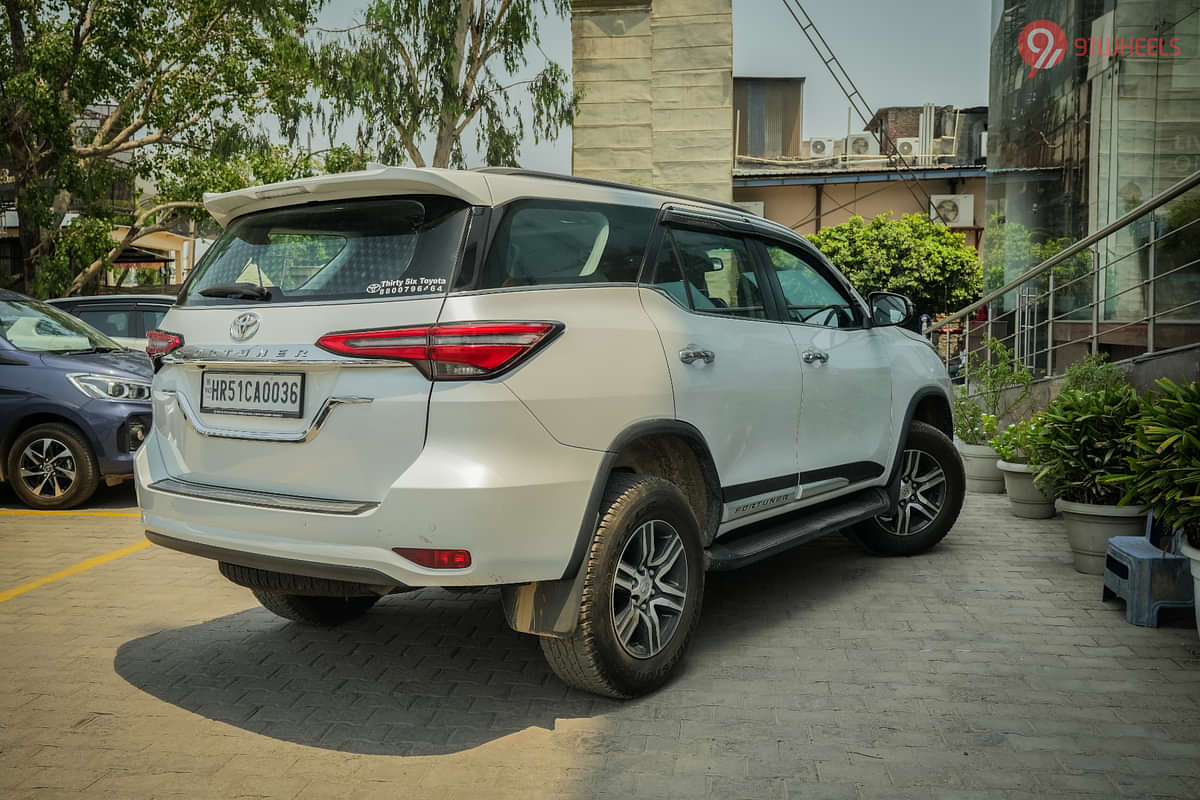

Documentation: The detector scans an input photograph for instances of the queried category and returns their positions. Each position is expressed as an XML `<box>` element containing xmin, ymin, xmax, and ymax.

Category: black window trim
<box><xmin>457</xmin><ymin>196</ymin><xmax>659</xmax><ymax>294</ymax></box>
<box><xmin>751</xmin><ymin>235</ymin><xmax>869</xmax><ymax>330</ymax></box>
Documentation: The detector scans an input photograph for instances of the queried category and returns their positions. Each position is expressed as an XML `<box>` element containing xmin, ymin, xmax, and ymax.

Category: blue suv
<box><xmin>0</xmin><ymin>290</ymin><xmax>153</xmax><ymax>509</ymax></box>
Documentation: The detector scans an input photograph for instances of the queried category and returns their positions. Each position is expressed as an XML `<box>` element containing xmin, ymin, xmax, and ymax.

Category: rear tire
<box><xmin>851</xmin><ymin>421</ymin><xmax>964</xmax><ymax>556</ymax></box>
<box><xmin>252</xmin><ymin>590</ymin><xmax>380</xmax><ymax>627</ymax></box>
<box><xmin>540</xmin><ymin>473</ymin><xmax>704</xmax><ymax>699</ymax></box>
<box><xmin>6</xmin><ymin>423</ymin><xmax>100</xmax><ymax>510</ymax></box>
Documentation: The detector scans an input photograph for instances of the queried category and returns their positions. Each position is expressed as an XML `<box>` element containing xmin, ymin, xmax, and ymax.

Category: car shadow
<box><xmin>114</xmin><ymin>533</ymin><xmax>893</xmax><ymax>755</ymax></box>
<box><xmin>114</xmin><ymin>586</ymin><xmax>624</xmax><ymax>755</ymax></box>
<box><xmin>0</xmin><ymin>480</ymin><xmax>137</xmax><ymax>511</ymax></box>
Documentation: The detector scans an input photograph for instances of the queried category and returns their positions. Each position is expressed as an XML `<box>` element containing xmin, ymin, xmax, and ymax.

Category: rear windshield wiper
<box><xmin>199</xmin><ymin>283</ymin><xmax>272</xmax><ymax>301</ymax></box>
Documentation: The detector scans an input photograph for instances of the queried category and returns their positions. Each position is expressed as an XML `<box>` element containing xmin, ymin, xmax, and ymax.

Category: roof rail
<box><xmin>474</xmin><ymin>167</ymin><xmax>750</xmax><ymax>215</ymax></box>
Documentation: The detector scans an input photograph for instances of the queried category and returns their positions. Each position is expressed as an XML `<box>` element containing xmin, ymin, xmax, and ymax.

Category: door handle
<box><xmin>679</xmin><ymin>346</ymin><xmax>715</xmax><ymax>365</ymax></box>
<box><xmin>802</xmin><ymin>349</ymin><xmax>829</xmax><ymax>364</ymax></box>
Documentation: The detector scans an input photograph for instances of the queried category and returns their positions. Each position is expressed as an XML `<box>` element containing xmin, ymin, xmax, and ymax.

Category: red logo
<box><xmin>1019</xmin><ymin>20</ymin><xmax>1067</xmax><ymax>77</ymax></box>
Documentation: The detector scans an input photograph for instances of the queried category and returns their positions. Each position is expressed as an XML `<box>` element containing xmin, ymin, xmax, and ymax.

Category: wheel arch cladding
<box><xmin>886</xmin><ymin>387</ymin><xmax>955</xmax><ymax>504</ymax></box>
<box><xmin>501</xmin><ymin>419</ymin><xmax>721</xmax><ymax>638</ymax></box>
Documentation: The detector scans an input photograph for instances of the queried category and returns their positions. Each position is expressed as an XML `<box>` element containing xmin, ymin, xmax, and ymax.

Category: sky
<box><xmin>302</xmin><ymin>0</ymin><xmax>993</xmax><ymax>173</ymax></box>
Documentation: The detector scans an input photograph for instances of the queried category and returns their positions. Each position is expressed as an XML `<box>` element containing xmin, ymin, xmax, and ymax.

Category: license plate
<box><xmin>200</xmin><ymin>371</ymin><xmax>305</xmax><ymax>418</ymax></box>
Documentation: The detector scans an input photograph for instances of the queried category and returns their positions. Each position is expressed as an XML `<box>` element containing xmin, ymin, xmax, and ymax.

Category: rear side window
<box><xmin>178</xmin><ymin>195</ymin><xmax>469</xmax><ymax>306</ymax></box>
<box><xmin>77</xmin><ymin>308</ymin><xmax>133</xmax><ymax>338</ymax></box>
<box><xmin>477</xmin><ymin>200</ymin><xmax>656</xmax><ymax>289</ymax></box>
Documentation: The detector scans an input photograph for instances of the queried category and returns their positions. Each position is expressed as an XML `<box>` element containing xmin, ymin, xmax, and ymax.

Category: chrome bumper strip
<box><xmin>161</xmin><ymin>390</ymin><xmax>371</xmax><ymax>443</ymax></box>
<box><xmin>148</xmin><ymin>477</ymin><xmax>377</xmax><ymax>515</ymax></box>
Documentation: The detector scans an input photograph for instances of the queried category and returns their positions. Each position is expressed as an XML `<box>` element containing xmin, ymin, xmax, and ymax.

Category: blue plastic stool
<box><xmin>1103</xmin><ymin>516</ymin><xmax>1195</xmax><ymax>627</ymax></box>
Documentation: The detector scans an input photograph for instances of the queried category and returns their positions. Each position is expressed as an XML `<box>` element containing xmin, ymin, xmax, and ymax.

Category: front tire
<box><xmin>851</xmin><ymin>421</ymin><xmax>964</xmax><ymax>556</ymax></box>
<box><xmin>6</xmin><ymin>423</ymin><xmax>100</xmax><ymax>510</ymax></box>
<box><xmin>540</xmin><ymin>473</ymin><xmax>705</xmax><ymax>699</ymax></box>
<box><xmin>251</xmin><ymin>590</ymin><xmax>380</xmax><ymax>627</ymax></box>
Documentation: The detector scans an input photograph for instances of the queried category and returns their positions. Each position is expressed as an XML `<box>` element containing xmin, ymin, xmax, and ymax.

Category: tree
<box><xmin>62</xmin><ymin>141</ymin><xmax>371</xmax><ymax>296</ymax></box>
<box><xmin>311</xmin><ymin>0</ymin><xmax>578</xmax><ymax>168</ymax></box>
<box><xmin>808</xmin><ymin>213</ymin><xmax>982</xmax><ymax>315</ymax></box>
<box><xmin>1</xmin><ymin>0</ymin><xmax>321</xmax><ymax>295</ymax></box>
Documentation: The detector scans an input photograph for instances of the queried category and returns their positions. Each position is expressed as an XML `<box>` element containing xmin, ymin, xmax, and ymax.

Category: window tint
<box><xmin>142</xmin><ymin>309</ymin><xmax>167</xmax><ymax>333</ymax></box>
<box><xmin>479</xmin><ymin>200</ymin><xmax>655</xmax><ymax>289</ymax></box>
<box><xmin>764</xmin><ymin>243</ymin><xmax>861</xmax><ymax>328</ymax></box>
<box><xmin>78</xmin><ymin>309</ymin><xmax>133</xmax><ymax>338</ymax></box>
<box><xmin>179</xmin><ymin>196</ymin><xmax>469</xmax><ymax>306</ymax></box>
<box><xmin>657</xmin><ymin>228</ymin><xmax>766</xmax><ymax>320</ymax></box>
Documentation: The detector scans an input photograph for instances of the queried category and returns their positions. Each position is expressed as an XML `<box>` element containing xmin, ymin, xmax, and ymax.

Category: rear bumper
<box><xmin>135</xmin><ymin>383</ymin><xmax>606</xmax><ymax>588</ymax></box>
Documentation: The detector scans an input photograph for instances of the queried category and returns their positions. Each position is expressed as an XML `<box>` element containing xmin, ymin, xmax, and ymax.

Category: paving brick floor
<box><xmin>1</xmin><ymin>487</ymin><xmax>1198</xmax><ymax>799</ymax></box>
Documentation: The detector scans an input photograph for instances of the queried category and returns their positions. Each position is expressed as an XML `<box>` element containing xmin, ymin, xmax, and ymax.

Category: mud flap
<box><xmin>500</xmin><ymin>565</ymin><xmax>590</xmax><ymax>638</ymax></box>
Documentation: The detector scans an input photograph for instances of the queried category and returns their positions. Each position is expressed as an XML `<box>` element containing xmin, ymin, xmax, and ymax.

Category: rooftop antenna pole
<box><xmin>777</xmin><ymin>0</ymin><xmax>944</xmax><ymax>222</ymax></box>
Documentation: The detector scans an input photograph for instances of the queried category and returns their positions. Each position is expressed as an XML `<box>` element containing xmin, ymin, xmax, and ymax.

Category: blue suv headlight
<box><xmin>67</xmin><ymin>373</ymin><xmax>152</xmax><ymax>402</ymax></box>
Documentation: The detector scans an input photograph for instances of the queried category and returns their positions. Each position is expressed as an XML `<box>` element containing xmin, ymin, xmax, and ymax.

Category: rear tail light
<box><xmin>146</xmin><ymin>329</ymin><xmax>184</xmax><ymax>359</ymax></box>
<box><xmin>393</xmin><ymin>548</ymin><xmax>472</xmax><ymax>569</ymax></box>
<box><xmin>316</xmin><ymin>321</ymin><xmax>562</xmax><ymax>379</ymax></box>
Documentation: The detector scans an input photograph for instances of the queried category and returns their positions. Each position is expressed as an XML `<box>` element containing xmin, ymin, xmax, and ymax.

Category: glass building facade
<box><xmin>985</xmin><ymin>0</ymin><xmax>1199</xmax><ymax>362</ymax></box>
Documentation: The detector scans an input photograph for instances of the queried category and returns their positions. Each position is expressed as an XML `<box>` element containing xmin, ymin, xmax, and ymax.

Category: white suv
<box><xmin>137</xmin><ymin>167</ymin><xmax>964</xmax><ymax>698</ymax></box>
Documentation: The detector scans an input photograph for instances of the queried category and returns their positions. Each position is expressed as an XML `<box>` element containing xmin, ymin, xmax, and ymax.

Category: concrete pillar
<box><xmin>571</xmin><ymin>0</ymin><xmax>733</xmax><ymax>202</ymax></box>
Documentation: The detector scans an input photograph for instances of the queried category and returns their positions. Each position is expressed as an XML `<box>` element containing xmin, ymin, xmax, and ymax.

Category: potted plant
<box><xmin>955</xmin><ymin>338</ymin><xmax>1033</xmax><ymax>493</ymax></box>
<box><xmin>1030</xmin><ymin>386</ymin><xmax>1146</xmax><ymax>574</ymax></box>
<box><xmin>1107</xmin><ymin>378</ymin><xmax>1200</xmax><ymax>635</ymax></box>
<box><xmin>992</xmin><ymin>416</ymin><xmax>1054</xmax><ymax>518</ymax></box>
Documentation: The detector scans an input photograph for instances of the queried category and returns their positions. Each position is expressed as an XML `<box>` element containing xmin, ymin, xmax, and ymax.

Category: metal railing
<box><xmin>933</xmin><ymin>169</ymin><xmax>1200</xmax><ymax>382</ymax></box>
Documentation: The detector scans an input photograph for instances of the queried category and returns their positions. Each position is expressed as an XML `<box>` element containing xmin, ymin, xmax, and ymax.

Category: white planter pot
<box><xmin>1055</xmin><ymin>498</ymin><xmax>1147</xmax><ymax>575</ymax></box>
<box><xmin>1182</xmin><ymin>540</ymin><xmax>1200</xmax><ymax>639</ymax></box>
<box><xmin>996</xmin><ymin>460</ymin><xmax>1055</xmax><ymax>519</ymax></box>
<box><xmin>956</xmin><ymin>442</ymin><xmax>1004</xmax><ymax>494</ymax></box>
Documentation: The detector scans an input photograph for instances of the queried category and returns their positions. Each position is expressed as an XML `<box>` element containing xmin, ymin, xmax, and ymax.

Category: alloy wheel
<box><xmin>876</xmin><ymin>448</ymin><xmax>947</xmax><ymax>536</ymax></box>
<box><xmin>611</xmin><ymin>519</ymin><xmax>689</xmax><ymax>659</ymax></box>
<box><xmin>18</xmin><ymin>437</ymin><xmax>77</xmax><ymax>499</ymax></box>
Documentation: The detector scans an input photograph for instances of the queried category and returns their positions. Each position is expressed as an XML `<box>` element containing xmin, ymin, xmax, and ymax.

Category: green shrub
<box><xmin>991</xmin><ymin>415</ymin><xmax>1044</xmax><ymax>463</ymax></box>
<box><xmin>1107</xmin><ymin>379</ymin><xmax>1200</xmax><ymax>548</ymax></box>
<box><xmin>1030</xmin><ymin>386</ymin><xmax>1144</xmax><ymax>505</ymax></box>
<box><xmin>1061</xmin><ymin>353</ymin><xmax>1127</xmax><ymax>394</ymax></box>
<box><xmin>953</xmin><ymin>388</ymin><xmax>997</xmax><ymax>445</ymax></box>
<box><xmin>957</xmin><ymin>338</ymin><xmax>1033</xmax><ymax>428</ymax></box>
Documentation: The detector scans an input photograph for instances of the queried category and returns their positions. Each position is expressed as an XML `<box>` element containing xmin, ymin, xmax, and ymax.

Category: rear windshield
<box><xmin>477</xmin><ymin>200</ymin><xmax>657</xmax><ymax>289</ymax></box>
<box><xmin>179</xmin><ymin>195</ymin><xmax>469</xmax><ymax>306</ymax></box>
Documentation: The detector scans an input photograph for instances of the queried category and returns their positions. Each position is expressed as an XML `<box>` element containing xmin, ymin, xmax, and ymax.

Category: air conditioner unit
<box><xmin>808</xmin><ymin>138</ymin><xmax>836</xmax><ymax>158</ymax></box>
<box><xmin>930</xmin><ymin>194</ymin><xmax>975</xmax><ymax>227</ymax></box>
<box><xmin>979</xmin><ymin>131</ymin><xmax>988</xmax><ymax>157</ymax></box>
<box><xmin>895</xmin><ymin>137</ymin><xmax>922</xmax><ymax>160</ymax></box>
<box><xmin>844</xmin><ymin>133</ymin><xmax>879</xmax><ymax>157</ymax></box>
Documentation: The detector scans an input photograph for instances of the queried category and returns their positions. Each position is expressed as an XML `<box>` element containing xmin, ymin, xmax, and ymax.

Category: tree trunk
<box><xmin>431</xmin><ymin>0</ymin><xmax>474</xmax><ymax>168</ymax></box>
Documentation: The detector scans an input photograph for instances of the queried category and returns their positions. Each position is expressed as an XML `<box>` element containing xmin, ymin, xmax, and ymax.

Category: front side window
<box><xmin>179</xmin><ymin>195</ymin><xmax>469</xmax><ymax>306</ymax></box>
<box><xmin>651</xmin><ymin>228</ymin><xmax>767</xmax><ymax>320</ymax></box>
<box><xmin>478</xmin><ymin>200</ymin><xmax>656</xmax><ymax>289</ymax></box>
<box><xmin>0</xmin><ymin>297</ymin><xmax>122</xmax><ymax>353</ymax></box>
<box><xmin>764</xmin><ymin>243</ymin><xmax>862</xmax><ymax>328</ymax></box>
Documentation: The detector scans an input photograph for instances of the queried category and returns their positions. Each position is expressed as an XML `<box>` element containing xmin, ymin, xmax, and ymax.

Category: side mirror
<box><xmin>868</xmin><ymin>292</ymin><xmax>914</xmax><ymax>327</ymax></box>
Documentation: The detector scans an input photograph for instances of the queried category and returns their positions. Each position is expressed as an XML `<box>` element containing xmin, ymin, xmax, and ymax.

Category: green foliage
<box><xmin>1</xmin><ymin>0</ymin><xmax>322</xmax><ymax>293</ymax></box>
<box><xmin>1106</xmin><ymin>379</ymin><xmax>1200</xmax><ymax>548</ymax></box>
<box><xmin>964</xmin><ymin>338</ymin><xmax>1033</xmax><ymax>420</ymax></box>
<box><xmin>311</xmin><ymin>0</ymin><xmax>577</xmax><ymax>168</ymax></box>
<box><xmin>805</xmin><ymin>212</ymin><xmax>981</xmax><ymax>315</ymax></box>
<box><xmin>991</xmin><ymin>415</ymin><xmax>1045</xmax><ymax>463</ymax></box>
<box><xmin>1030</xmin><ymin>386</ymin><xmax>1145</xmax><ymax>505</ymax></box>
<box><xmin>952</xmin><ymin>389</ymin><xmax>998</xmax><ymax>445</ymax></box>
<box><xmin>33</xmin><ymin>218</ymin><xmax>116</xmax><ymax>298</ymax></box>
<box><xmin>1061</xmin><ymin>353</ymin><xmax>1127</xmax><ymax>394</ymax></box>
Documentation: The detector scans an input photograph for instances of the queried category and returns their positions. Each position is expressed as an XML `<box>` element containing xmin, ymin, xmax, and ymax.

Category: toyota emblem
<box><xmin>229</xmin><ymin>311</ymin><xmax>261</xmax><ymax>341</ymax></box>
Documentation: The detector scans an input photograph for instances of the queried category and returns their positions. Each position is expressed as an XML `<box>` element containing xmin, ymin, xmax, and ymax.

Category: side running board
<box><xmin>706</xmin><ymin>487</ymin><xmax>890</xmax><ymax>572</ymax></box>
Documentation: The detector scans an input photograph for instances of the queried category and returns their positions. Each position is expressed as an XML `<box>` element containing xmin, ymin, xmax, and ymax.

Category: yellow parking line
<box><xmin>0</xmin><ymin>509</ymin><xmax>140</xmax><ymax>518</ymax></box>
<box><xmin>0</xmin><ymin>540</ymin><xmax>151</xmax><ymax>604</ymax></box>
